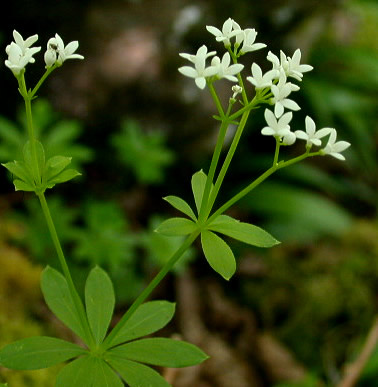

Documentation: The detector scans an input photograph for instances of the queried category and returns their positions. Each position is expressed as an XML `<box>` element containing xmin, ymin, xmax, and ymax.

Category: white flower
<box><xmin>271</xmin><ymin>72</ymin><xmax>300</xmax><ymax>118</ymax></box>
<box><xmin>267</xmin><ymin>49</ymin><xmax>313</xmax><ymax>82</ymax></box>
<box><xmin>44</xmin><ymin>33</ymin><xmax>84</xmax><ymax>68</ymax></box>
<box><xmin>261</xmin><ymin>109</ymin><xmax>293</xmax><ymax>140</ymax></box>
<box><xmin>211</xmin><ymin>53</ymin><xmax>244</xmax><ymax>82</ymax></box>
<box><xmin>320</xmin><ymin>129</ymin><xmax>351</xmax><ymax>160</ymax></box>
<box><xmin>295</xmin><ymin>116</ymin><xmax>332</xmax><ymax>147</ymax></box>
<box><xmin>246</xmin><ymin>63</ymin><xmax>278</xmax><ymax>89</ymax></box>
<box><xmin>287</xmin><ymin>49</ymin><xmax>313</xmax><ymax>81</ymax></box>
<box><xmin>5</xmin><ymin>30</ymin><xmax>41</xmax><ymax>75</ymax></box>
<box><xmin>178</xmin><ymin>45</ymin><xmax>218</xmax><ymax>89</ymax></box>
<box><xmin>206</xmin><ymin>18</ymin><xmax>242</xmax><ymax>47</ymax></box>
<box><xmin>239</xmin><ymin>28</ymin><xmax>266</xmax><ymax>54</ymax></box>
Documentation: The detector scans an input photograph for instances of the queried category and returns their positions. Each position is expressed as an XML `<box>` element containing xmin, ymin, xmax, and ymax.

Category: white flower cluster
<box><xmin>178</xmin><ymin>18</ymin><xmax>350</xmax><ymax>160</ymax></box>
<box><xmin>4</xmin><ymin>30</ymin><xmax>84</xmax><ymax>76</ymax></box>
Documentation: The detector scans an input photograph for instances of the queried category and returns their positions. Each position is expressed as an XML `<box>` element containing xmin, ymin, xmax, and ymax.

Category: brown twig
<box><xmin>337</xmin><ymin>316</ymin><xmax>378</xmax><ymax>387</ymax></box>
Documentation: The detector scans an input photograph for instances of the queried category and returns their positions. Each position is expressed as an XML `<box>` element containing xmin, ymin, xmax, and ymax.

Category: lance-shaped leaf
<box><xmin>85</xmin><ymin>266</ymin><xmax>115</xmax><ymax>345</ymax></box>
<box><xmin>163</xmin><ymin>195</ymin><xmax>197</xmax><ymax>221</ymax></box>
<box><xmin>41</xmin><ymin>266</ymin><xmax>87</xmax><ymax>343</ymax></box>
<box><xmin>107</xmin><ymin>357</ymin><xmax>170</xmax><ymax>387</ymax></box>
<box><xmin>0</xmin><ymin>336</ymin><xmax>86</xmax><ymax>370</ymax></box>
<box><xmin>46</xmin><ymin>169</ymin><xmax>81</xmax><ymax>188</ymax></box>
<box><xmin>108</xmin><ymin>301</ymin><xmax>175</xmax><ymax>347</ymax></box>
<box><xmin>45</xmin><ymin>155</ymin><xmax>72</xmax><ymax>181</ymax></box>
<box><xmin>191</xmin><ymin>170</ymin><xmax>213</xmax><ymax>215</ymax></box>
<box><xmin>108</xmin><ymin>337</ymin><xmax>209</xmax><ymax>368</ymax></box>
<box><xmin>155</xmin><ymin>217</ymin><xmax>197</xmax><ymax>236</ymax></box>
<box><xmin>13</xmin><ymin>179</ymin><xmax>36</xmax><ymax>192</ymax></box>
<box><xmin>201</xmin><ymin>230</ymin><xmax>236</xmax><ymax>280</ymax></box>
<box><xmin>56</xmin><ymin>355</ymin><xmax>123</xmax><ymax>387</ymax></box>
<box><xmin>208</xmin><ymin>215</ymin><xmax>280</xmax><ymax>247</ymax></box>
<box><xmin>2</xmin><ymin>160</ymin><xmax>33</xmax><ymax>186</ymax></box>
<box><xmin>23</xmin><ymin>140</ymin><xmax>45</xmax><ymax>182</ymax></box>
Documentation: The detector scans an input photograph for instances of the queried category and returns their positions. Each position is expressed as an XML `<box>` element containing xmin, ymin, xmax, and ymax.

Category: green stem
<box><xmin>273</xmin><ymin>137</ymin><xmax>281</xmax><ymax>167</ymax></box>
<box><xmin>37</xmin><ymin>192</ymin><xmax>95</xmax><ymax>348</ymax></box>
<box><xmin>30</xmin><ymin>66</ymin><xmax>56</xmax><ymax>98</ymax></box>
<box><xmin>102</xmin><ymin>230</ymin><xmax>200</xmax><ymax>349</ymax></box>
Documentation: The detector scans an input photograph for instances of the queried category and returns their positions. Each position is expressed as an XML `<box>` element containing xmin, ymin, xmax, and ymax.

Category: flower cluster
<box><xmin>4</xmin><ymin>30</ymin><xmax>84</xmax><ymax>76</ymax></box>
<box><xmin>178</xmin><ymin>18</ymin><xmax>350</xmax><ymax>160</ymax></box>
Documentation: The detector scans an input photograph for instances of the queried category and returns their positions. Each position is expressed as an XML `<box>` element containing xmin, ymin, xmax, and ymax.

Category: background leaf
<box><xmin>201</xmin><ymin>230</ymin><xmax>236</xmax><ymax>280</ymax></box>
<box><xmin>85</xmin><ymin>266</ymin><xmax>115</xmax><ymax>345</ymax></box>
<box><xmin>108</xmin><ymin>337</ymin><xmax>209</xmax><ymax>367</ymax></box>
<box><xmin>0</xmin><ymin>336</ymin><xmax>86</xmax><ymax>370</ymax></box>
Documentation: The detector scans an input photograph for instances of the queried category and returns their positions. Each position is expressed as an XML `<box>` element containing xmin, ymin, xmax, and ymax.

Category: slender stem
<box><xmin>37</xmin><ymin>192</ymin><xmax>95</xmax><ymax>348</ymax></box>
<box><xmin>102</xmin><ymin>230</ymin><xmax>200</xmax><ymax>349</ymax></box>
<box><xmin>273</xmin><ymin>138</ymin><xmax>281</xmax><ymax>167</ymax></box>
<box><xmin>30</xmin><ymin>66</ymin><xmax>56</xmax><ymax>98</ymax></box>
<box><xmin>204</xmin><ymin>108</ymin><xmax>251</xmax><ymax>219</ymax></box>
<box><xmin>208</xmin><ymin>82</ymin><xmax>225</xmax><ymax>118</ymax></box>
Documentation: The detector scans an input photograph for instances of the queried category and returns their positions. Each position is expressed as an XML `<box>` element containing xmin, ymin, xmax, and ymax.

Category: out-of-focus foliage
<box><xmin>111</xmin><ymin>119</ymin><xmax>175</xmax><ymax>184</ymax></box>
<box><xmin>0</xmin><ymin>218</ymin><xmax>60</xmax><ymax>387</ymax></box>
<box><xmin>241</xmin><ymin>219</ymin><xmax>378</xmax><ymax>382</ymax></box>
<box><xmin>0</xmin><ymin>99</ymin><xmax>93</xmax><ymax>171</ymax></box>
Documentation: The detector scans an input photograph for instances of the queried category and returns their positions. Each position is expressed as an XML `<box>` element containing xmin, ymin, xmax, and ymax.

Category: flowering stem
<box><xmin>273</xmin><ymin>138</ymin><xmax>281</xmax><ymax>166</ymax></box>
<box><xmin>30</xmin><ymin>65</ymin><xmax>56</xmax><ymax>98</ymax></box>
<box><xmin>102</xmin><ymin>230</ymin><xmax>201</xmax><ymax>349</ymax></box>
<box><xmin>37</xmin><ymin>192</ymin><xmax>95</xmax><ymax>348</ymax></box>
<box><xmin>208</xmin><ymin>81</ymin><xmax>225</xmax><ymax>118</ymax></box>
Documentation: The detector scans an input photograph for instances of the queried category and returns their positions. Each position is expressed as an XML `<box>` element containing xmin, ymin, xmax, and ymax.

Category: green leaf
<box><xmin>108</xmin><ymin>337</ymin><xmax>209</xmax><ymax>367</ymax></box>
<box><xmin>47</xmin><ymin>168</ymin><xmax>81</xmax><ymax>186</ymax></box>
<box><xmin>23</xmin><ymin>140</ymin><xmax>45</xmax><ymax>181</ymax></box>
<box><xmin>45</xmin><ymin>155</ymin><xmax>72</xmax><ymax>181</ymax></box>
<box><xmin>163</xmin><ymin>195</ymin><xmax>197</xmax><ymax>221</ymax></box>
<box><xmin>208</xmin><ymin>215</ymin><xmax>280</xmax><ymax>247</ymax></box>
<box><xmin>56</xmin><ymin>355</ymin><xmax>123</xmax><ymax>387</ymax></box>
<box><xmin>13</xmin><ymin>179</ymin><xmax>35</xmax><ymax>192</ymax></box>
<box><xmin>0</xmin><ymin>383</ymin><xmax>8</xmax><ymax>387</ymax></box>
<box><xmin>0</xmin><ymin>336</ymin><xmax>86</xmax><ymax>370</ymax></box>
<box><xmin>155</xmin><ymin>217</ymin><xmax>197</xmax><ymax>236</ymax></box>
<box><xmin>201</xmin><ymin>230</ymin><xmax>236</xmax><ymax>280</ymax></box>
<box><xmin>85</xmin><ymin>266</ymin><xmax>115</xmax><ymax>345</ymax></box>
<box><xmin>41</xmin><ymin>266</ymin><xmax>87</xmax><ymax>343</ymax></box>
<box><xmin>109</xmin><ymin>301</ymin><xmax>175</xmax><ymax>347</ymax></box>
<box><xmin>2</xmin><ymin>160</ymin><xmax>33</xmax><ymax>186</ymax></box>
<box><xmin>107</xmin><ymin>357</ymin><xmax>170</xmax><ymax>387</ymax></box>
<box><xmin>191</xmin><ymin>170</ymin><xmax>211</xmax><ymax>215</ymax></box>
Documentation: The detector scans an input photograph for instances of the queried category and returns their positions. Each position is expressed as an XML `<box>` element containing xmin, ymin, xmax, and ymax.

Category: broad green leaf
<box><xmin>47</xmin><ymin>169</ymin><xmax>81</xmax><ymax>186</ymax></box>
<box><xmin>41</xmin><ymin>266</ymin><xmax>87</xmax><ymax>342</ymax></box>
<box><xmin>13</xmin><ymin>179</ymin><xmax>35</xmax><ymax>192</ymax></box>
<box><xmin>208</xmin><ymin>215</ymin><xmax>280</xmax><ymax>247</ymax></box>
<box><xmin>0</xmin><ymin>336</ymin><xmax>86</xmax><ymax>370</ymax></box>
<box><xmin>56</xmin><ymin>355</ymin><xmax>123</xmax><ymax>387</ymax></box>
<box><xmin>201</xmin><ymin>230</ymin><xmax>236</xmax><ymax>280</ymax></box>
<box><xmin>109</xmin><ymin>337</ymin><xmax>209</xmax><ymax>367</ymax></box>
<box><xmin>23</xmin><ymin>140</ymin><xmax>45</xmax><ymax>181</ymax></box>
<box><xmin>2</xmin><ymin>160</ymin><xmax>33</xmax><ymax>186</ymax></box>
<box><xmin>155</xmin><ymin>217</ymin><xmax>197</xmax><ymax>236</ymax></box>
<box><xmin>163</xmin><ymin>195</ymin><xmax>197</xmax><ymax>221</ymax></box>
<box><xmin>109</xmin><ymin>301</ymin><xmax>175</xmax><ymax>347</ymax></box>
<box><xmin>45</xmin><ymin>155</ymin><xmax>72</xmax><ymax>181</ymax></box>
<box><xmin>85</xmin><ymin>266</ymin><xmax>115</xmax><ymax>345</ymax></box>
<box><xmin>191</xmin><ymin>170</ymin><xmax>213</xmax><ymax>215</ymax></box>
<box><xmin>106</xmin><ymin>357</ymin><xmax>170</xmax><ymax>387</ymax></box>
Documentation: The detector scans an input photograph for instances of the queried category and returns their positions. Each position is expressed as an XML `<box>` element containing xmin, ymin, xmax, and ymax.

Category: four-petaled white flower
<box><xmin>262</xmin><ymin>109</ymin><xmax>293</xmax><ymax>140</ymax></box>
<box><xmin>320</xmin><ymin>129</ymin><xmax>351</xmax><ymax>160</ymax></box>
<box><xmin>239</xmin><ymin>28</ymin><xmax>266</xmax><ymax>54</ymax></box>
<box><xmin>211</xmin><ymin>53</ymin><xmax>244</xmax><ymax>82</ymax></box>
<box><xmin>287</xmin><ymin>49</ymin><xmax>313</xmax><ymax>81</ymax></box>
<box><xmin>178</xmin><ymin>45</ymin><xmax>218</xmax><ymax>89</ymax></box>
<box><xmin>44</xmin><ymin>33</ymin><xmax>84</xmax><ymax>68</ymax></box>
<box><xmin>206</xmin><ymin>18</ymin><xmax>242</xmax><ymax>47</ymax></box>
<box><xmin>271</xmin><ymin>72</ymin><xmax>300</xmax><ymax>118</ymax></box>
<box><xmin>246</xmin><ymin>63</ymin><xmax>278</xmax><ymax>89</ymax></box>
<box><xmin>295</xmin><ymin>116</ymin><xmax>332</xmax><ymax>147</ymax></box>
<box><xmin>5</xmin><ymin>30</ymin><xmax>41</xmax><ymax>75</ymax></box>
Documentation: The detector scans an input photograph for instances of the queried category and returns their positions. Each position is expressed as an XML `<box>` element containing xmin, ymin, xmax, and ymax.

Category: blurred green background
<box><xmin>0</xmin><ymin>0</ymin><xmax>377</xmax><ymax>386</ymax></box>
